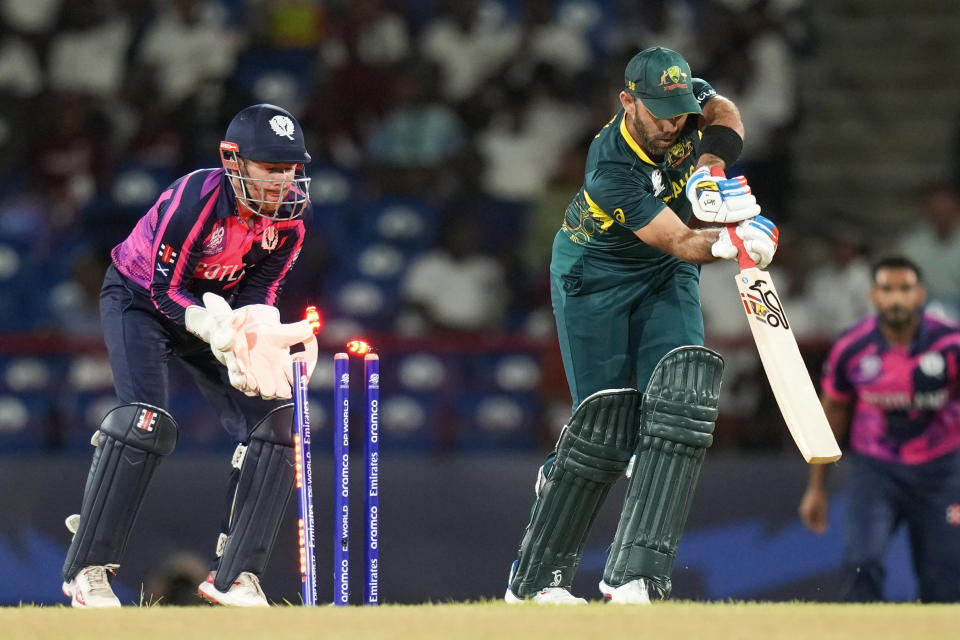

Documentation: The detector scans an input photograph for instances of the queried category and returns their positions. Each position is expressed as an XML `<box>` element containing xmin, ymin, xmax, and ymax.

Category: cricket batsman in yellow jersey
<box><xmin>505</xmin><ymin>47</ymin><xmax>781</xmax><ymax>604</ymax></box>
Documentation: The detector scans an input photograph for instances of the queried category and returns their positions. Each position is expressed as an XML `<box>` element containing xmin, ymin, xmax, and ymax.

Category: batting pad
<box><xmin>62</xmin><ymin>403</ymin><xmax>178</xmax><ymax>581</ymax></box>
<box><xmin>214</xmin><ymin>403</ymin><xmax>296</xmax><ymax>591</ymax></box>
<box><xmin>509</xmin><ymin>388</ymin><xmax>640</xmax><ymax>597</ymax></box>
<box><xmin>603</xmin><ymin>346</ymin><xmax>723</xmax><ymax>597</ymax></box>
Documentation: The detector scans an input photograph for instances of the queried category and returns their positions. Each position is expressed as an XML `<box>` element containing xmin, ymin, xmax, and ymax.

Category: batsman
<box><xmin>505</xmin><ymin>47</ymin><xmax>780</xmax><ymax>604</ymax></box>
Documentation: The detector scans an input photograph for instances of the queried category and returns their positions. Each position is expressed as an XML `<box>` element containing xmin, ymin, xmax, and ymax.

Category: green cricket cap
<box><xmin>624</xmin><ymin>47</ymin><xmax>701</xmax><ymax>119</ymax></box>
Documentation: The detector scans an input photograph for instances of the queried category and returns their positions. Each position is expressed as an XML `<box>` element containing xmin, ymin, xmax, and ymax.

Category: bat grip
<box><xmin>726</xmin><ymin>224</ymin><xmax>757</xmax><ymax>270</ymax></box>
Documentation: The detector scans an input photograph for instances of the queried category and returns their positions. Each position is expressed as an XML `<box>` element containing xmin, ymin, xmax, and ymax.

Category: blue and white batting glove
<box><xmin>711</xmin><ymin>215</ymin><xmax>779</xmax><ymax>269</ymax></box>
<box><xmin>686</xmin><ymin>166</ymin><xmax>762</xmax><ymax>223</ymax></box>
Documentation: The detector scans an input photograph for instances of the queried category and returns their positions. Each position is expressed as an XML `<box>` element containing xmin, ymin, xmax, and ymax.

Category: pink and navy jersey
<box><xmin>822</xmin><ymin>312</ymin><xmax>960</xmax><ymax>464</ymax></box>
<box><xmin>110</xmin><ymin>168</ymin><xmax>310</xmax><ymax>325</ymax></box>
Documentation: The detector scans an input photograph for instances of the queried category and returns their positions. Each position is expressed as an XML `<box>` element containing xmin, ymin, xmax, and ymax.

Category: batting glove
<box><xmin>711</xmin><ymin>215</ymin><xmax>779</xmax><ymax>269</ymax></box>
<box><xmin>686</xmin><ymin>166</ymin><xmax>762</xmax><ymax>223</ymax></box>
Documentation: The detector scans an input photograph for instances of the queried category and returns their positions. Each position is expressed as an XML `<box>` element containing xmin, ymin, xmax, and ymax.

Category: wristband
<box><xmin>699</xmin><ymin>125</ymin><xmax>743</xmax><ymax>168</ymax></box>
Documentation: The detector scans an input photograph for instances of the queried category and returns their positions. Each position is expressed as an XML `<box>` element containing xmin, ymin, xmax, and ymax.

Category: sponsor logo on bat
<box><xmin>740</xmin><ymin>279</ymin><xmax>789</xmax><ymax>329</ymax></box>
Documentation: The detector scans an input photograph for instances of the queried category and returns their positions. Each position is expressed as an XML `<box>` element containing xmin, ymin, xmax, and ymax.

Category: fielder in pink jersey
<box><xmin>61</xmin><ymin>104</ymin><xmax>320</xmax><ymax>609</ymax></box>
<box><xmin>800</xmin><ymin>256</ymin><xmax>960</xmax><ymax>602</ymax></box>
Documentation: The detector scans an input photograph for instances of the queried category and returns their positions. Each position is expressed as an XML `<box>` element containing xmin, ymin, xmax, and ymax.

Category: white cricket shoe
<box><xmin>62</xmin><ymin>565</ymin><xmax>121</xmax><ymax>608</ymax></box>
<box><xmin>504</xmin><ymin>587</ymin><xmax>587</xmax><ymax>605</ymax></box>
<box><xmin>198</xmin><ymin>571</ymin><xmax>269</xmax><ymax>607</ymax></box>
<box><xmin>599</xmin><ymin>578</ymin><xmax>651</xmax><ymax>604</ymax></box>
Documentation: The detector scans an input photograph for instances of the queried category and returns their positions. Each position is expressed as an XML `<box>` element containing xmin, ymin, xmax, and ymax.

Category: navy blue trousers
<box><xmin>100</xmin><ymin>265</ymin><xmax>283</xmax><ymax>442</ymax></box>
<box><xmin>841</xmin><ymin>450</ymin><xmax>960</xmax><ymax>602</ymax></box>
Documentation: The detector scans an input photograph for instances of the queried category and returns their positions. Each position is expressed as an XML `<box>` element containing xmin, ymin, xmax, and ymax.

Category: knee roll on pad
<box><xmin>62</xmin><ymin>403</ymin><xmax>178</xmax><ymax>581</ymax></box>
<box><xmin>603</xmin><ymin>346</ymin><xmax>724</xmax><ymax>597</ymax></box>
<box><xmin>509</xmin><ymin>388</ymin><xmax>640</xmax><ymax>597</ymax></box>
<box><xmin>214</xmin><ymin>403</ymin><xmax>296</xmax><ymax>591</ymax></box>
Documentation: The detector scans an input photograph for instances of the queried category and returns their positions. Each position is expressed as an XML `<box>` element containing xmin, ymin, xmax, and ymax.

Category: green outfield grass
<box><xmin>2</xmin><ymin>601</ymin><xmax>958</xmax><ymax>640</ymax></box>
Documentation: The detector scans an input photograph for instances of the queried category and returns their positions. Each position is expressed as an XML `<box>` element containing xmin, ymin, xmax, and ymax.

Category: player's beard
<box><xmin>629</xmin><ymin>110</ymin><xmax>679</xmax><ymax>157</ymax></box>
<box><xmin>878</xmin><ymin>304</ymin><xmax>919</xmax><ymax>331</ymax></box>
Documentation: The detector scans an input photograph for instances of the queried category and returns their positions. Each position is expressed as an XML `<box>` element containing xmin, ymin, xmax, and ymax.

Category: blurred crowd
<box><xmin>0</xmin><ymin>0</ymin><xmax>830</xmax><ymax>339</ymax></box>
<box><xmin>4</xmin><ymin>1</ymin><xmax>960</xmax><ymax>429</ymax></box>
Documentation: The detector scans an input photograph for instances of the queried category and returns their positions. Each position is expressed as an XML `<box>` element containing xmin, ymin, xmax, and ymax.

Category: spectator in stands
<box><xmin>606</xmin><ymin>0</ymin><xmax>702</xmax><ymax>69</ymax></box>
<box><xmin>306</xmin><ymin>0</ymin><xmax>410</xmax><ymax>167</ymax></box>
<box><xmin>137</xmin><ymin>0</ymin><xmax>240</xmax><ymax>109</ymax></box>
<box><xmin>365</xmin><ymin>59</ymin><xmax>464</xmax><ymax>196</ymax></box>
<box><xmin>48</xmin><ymin>247</ymin><xmax>109</xmax><ymax>337</ymax></box>
<box><xmin>805</xmin><ymin>222</ymin><xmax>873</xmax><ymax>337</ymax></box>
<box><xmin>700</xmin><ymin>0</ymin><xmax>797</xmax><ymax>220</ymax></box>
<box><xmin>29</xmin><ymin>92</ymin><xmax>112</xmax><ymax>229</ymax></box>
<box><xmin>397</xmin><ymin>217</ymin><xmax>507</xmax><ymax>334</ymax></box>
<box><xmin>0</xmin><ymin>5</ymin><xmax>44</xmax><ymax>186</ymax></box>
<box><xmin>419</xmin><ymin>0</ymin><xmax>520</xmax><ymax>103</ymax></box>
<box><xmin>897</xmin><ymin>182</ymin><xmax>960</xmax><ymax>322</ymax></box>
<box><xmin>46</xmin><ymin>0</ymin><xmax>132</xmax><ymax>98</ymax></box>
<box><xmin>512</xmin><ymin>0</ymin><xmax>593</xmax><ymax>83</ymax></box>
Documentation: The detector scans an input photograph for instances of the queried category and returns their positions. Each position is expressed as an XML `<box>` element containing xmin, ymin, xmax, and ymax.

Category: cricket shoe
<box><xmin>504</xmin><ymin>587</ymin><xmax>587</xmax><ymax>605</ymax></box>
<box><xmin>62</xmin><ymin>565</ymin><xmax>121</xmax><ymax>608</ymax></box>
<box><xmin>198</xmin><ymin>571</ymin><xmax>269</xmax><ymax>607</ymax></box>
<box><xmin>599</xmin><ymin>579</ymin><xmax>651</xmax><ymax>604</ymax></box>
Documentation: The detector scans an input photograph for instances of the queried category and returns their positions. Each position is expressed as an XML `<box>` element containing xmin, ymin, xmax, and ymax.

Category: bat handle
<box><xmin>726</xmin><ymin>223</ymin><xmax>758</xmax><ymax>270</ymax></box>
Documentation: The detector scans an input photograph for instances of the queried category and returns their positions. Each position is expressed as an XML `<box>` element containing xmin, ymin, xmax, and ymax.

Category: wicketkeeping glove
<box><xmin>238</xmin><ymin>305</ymin><xmax>318</xmax><ymax>400</ymax></box>
<box><xmin>711</xmin><ymin>215</ymin><xmax>779</xmax><ymax>269</ymax></box>
<box><xmin>686</xmin><ymin>166</ymin><xmax>762</xmax><ymax>223</ymax></box>
<box><xmin>184</xmin><ymin>293</ymin><xmax>253</xmax><ymax>394</ymax></box>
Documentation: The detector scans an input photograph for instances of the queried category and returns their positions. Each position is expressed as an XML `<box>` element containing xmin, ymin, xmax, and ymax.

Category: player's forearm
<box><xmin>666</xmin><ymin>227</ymin><xmax>724</xmax><ymax>264</ymax></box>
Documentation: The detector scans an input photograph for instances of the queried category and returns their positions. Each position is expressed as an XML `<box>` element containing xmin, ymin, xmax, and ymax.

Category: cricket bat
<box><xmin>726</xmin><ymin>224</ymin><xmax>842</xmax><ymax>464</ymax></box>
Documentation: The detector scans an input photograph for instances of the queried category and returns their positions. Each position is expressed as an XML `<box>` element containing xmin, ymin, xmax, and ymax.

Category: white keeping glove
<box><xmin>239</xmin><ymin>306</ymin><xmax>318</xmax><ymax>400</ymax></box>
<box><xmin>686</xmin><ymin>166</ymin><xmax>762</xmax><ymax>223</ymax></box>
<box><xmin>184</xmin><ymin>293</ymin><xmax>254</xmax><ymax>394</ymax></box>
<box><xmin>711</xmin><ymin>215</ymin><xmax>779</xmax><ymax>269</ymax></box>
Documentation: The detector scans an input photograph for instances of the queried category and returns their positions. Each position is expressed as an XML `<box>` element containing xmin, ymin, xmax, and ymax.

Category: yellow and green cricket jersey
<box><xmin>560</xmin><ymin>78</ymin><xmax>717</xmax><ymax>265</ymax></box>
<box><xmin>550</xmin><ymin>78</ymin><xmax>717</xmax><ymax>403</ymax></box>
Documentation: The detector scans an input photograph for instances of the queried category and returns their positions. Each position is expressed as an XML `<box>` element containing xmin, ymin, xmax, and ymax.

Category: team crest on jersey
<box><xmin>854</xmin><ymin>354</ymin><xmax>882</xmax><ymax>383</ymax></box>
<box><xmin>659</xmin><ymin>66</ymin><xmax>688</xmax><ymax>90</ymax></box>
<box><xmin>665</xmin><ymin>140</ymin><xmax>694</xmax><ymax>167</ymax></box>
<box><xmin>202</xmin><ymin>225</ymin><xmax>226</xmax><ymax>256</ymax></box>
<box><xmin>651</xmin><ymin>170</ymin><xmax>666</xmax><ymax>197</ymax></box>
<box><xmin>261</xmin><ymin>226</ymin><xmax>279</xmax><ymax>251</ymax></box>
<box><xmin>919</xmin><ymin>352</ymin><xmax>945</xmax><ymax>378</ymax></box>
<box><xmin>269</xmin><ymin>115</ymin><xmax>295</xmax><ymax>140</ymax></box>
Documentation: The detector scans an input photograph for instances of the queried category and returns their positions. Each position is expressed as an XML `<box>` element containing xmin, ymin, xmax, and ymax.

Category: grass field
<box><xmin>2</xmin><ymin>602</ymin><xmax>958</xmax><ymax>640</ymax></box>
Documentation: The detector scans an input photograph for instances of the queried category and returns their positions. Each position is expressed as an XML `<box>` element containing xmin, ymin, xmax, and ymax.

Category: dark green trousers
<box><xmin>550</xmin><ymin>236</ymin><xmax>705</xmax><ymax>407</ymax></box>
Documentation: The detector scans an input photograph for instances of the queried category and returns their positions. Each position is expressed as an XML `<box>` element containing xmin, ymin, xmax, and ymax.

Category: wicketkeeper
<box><xmin>62</xmin><ymin>104</ymin><xmax>318</xmax><ymax>607</ymax></box>
<box><xmin>504</xmin><ymin>47</ymin><xmax>779</xmax><ymax>604</ymax></box>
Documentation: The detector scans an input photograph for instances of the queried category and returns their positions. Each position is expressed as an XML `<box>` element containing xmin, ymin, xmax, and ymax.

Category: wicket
<box><xmin>333</xmin><ymin>351</ymin><xmax>381</xmax><ymax>606</ymax></box>
<box><xmin>292</xmin><ymin>355</ymin><xmax>317</xmax><ymax>606</ymax></box>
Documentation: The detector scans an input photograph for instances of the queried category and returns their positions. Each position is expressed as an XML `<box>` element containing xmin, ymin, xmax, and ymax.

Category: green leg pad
<box><xmin>509</xmin><ymin>388</ymin><xmax>640</xmax><ymax>597</ymax></box>
<box><xmin>603</xmin><ymin>346</ymin><xmax>724</xmax><ymax>597</ymax></box>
